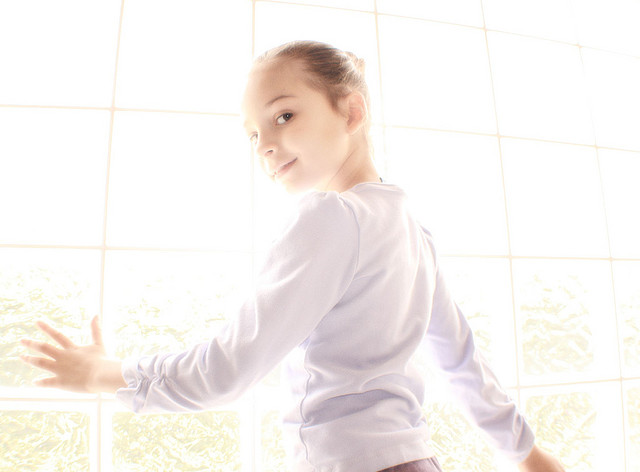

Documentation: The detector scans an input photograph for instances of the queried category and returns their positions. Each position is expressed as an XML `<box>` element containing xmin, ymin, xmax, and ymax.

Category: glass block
<box><xmin>624</xmin><ymin>381</ymin><xmax>640</xmax><ymax>472</ymax></box>
<box><xmin>613</xmin><ymin>262</ymin><xmax>640</xmax><ymax>377</ymax></box>
<box><xmin>599</xmin><ymin>150</ymin><xmax>640</xmax><ymax>258</ymax></box>
<box><xmin>439</xmin><ymin>257</ymin><xmax>517</xmax><ymax>386</ymax></box>
<box><xmin>103</xmin><ymin>250</ymin><xmax>252</xmax><ymax>359</ymax></box>
<box><xmin>0</xmin><ymin>0</ymin><xmax>120</xmax><ymax>107</ymax></box>
<box><xmin>107</xmin><ymin>111</ymin><xmax>251</xmax><ymax>251</ymax></box>
<box><xmin>377</xmin><ymin>0</ymin><xmax>484</xmax><ymax>27</ymax></box>
<box><xmin>512</xmin><ymin>259</ymin><xmax>618</xmax><ymax>385</ymax></box>
<box><xmin>261</xmin><ymin>410</ymin><xmax>287</xmax><ymax>472</ymax></box>
<box><xmin>378</xmin><ymin>17</ymin><xmax>496</xmax><ymax>133</ymax></box>
<box><xmin>0</xmin><ymin>248</ymin><xmax>101</xmax><ymax>389</ymax></box>
<box><xmin>0</xmin><ymin>108</ymin><xmax>109</xmax><ymax>246</ymax></box>
<box><xmin>424</xmin><ymin>401</ymin><xmax>498</xmax><ymax>472</ymax></box>
<box><xmin>482</xmin><ymin>0</ymin><xmax>576</xmax><ymax>43</ymax></box>
<box><xmin>385</xmin><ymin>128</ymin><xmax>508</xmax><ymax>255</ymax></box>
<box><xmin>582</xmin><ymin>49</ymin><xmax>640</xmax><ymax>152</ymax></box>
<box><xmin>254</xmin><ymin>3</ymin><xmax>382</xmax><ymax>124</ymax></box>
<box><xmin>501</xmin><ymin>139</ymin><xmax>609</xmax><ymax>258</ymax></box>
<box><xmin>522</xmin><ymin>383</ymin><xmax>624</xmax><ymax>471</ymax></box>
<box><xmin>111</xmin><ymin>410</ymin><xmax>240</xmax><ymax>471</ymax></box>
<box><xmin>487</xmin><ymin>32</ymin><xmax>594</xmax><ymax>144</ymax></box>
<box><xmin>572</xmin><ymin>0</ymin><xmax>640</xmax><ymax>57</ymax></box>
<box><xmin>115</xmin><ymin>0</ymin><xmax>252</xmax><ymax>114</ymax></box>
<box><xmin>0</xmin><ymin>408</ymin><xmax>90</xmax><ymax>471</ymax></box>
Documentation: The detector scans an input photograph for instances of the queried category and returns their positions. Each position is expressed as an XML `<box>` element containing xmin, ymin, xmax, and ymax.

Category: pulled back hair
<box><xmin>254</xmin><ymin>40</ymin><xmax>372</xmax><ymax>129</ymax></box>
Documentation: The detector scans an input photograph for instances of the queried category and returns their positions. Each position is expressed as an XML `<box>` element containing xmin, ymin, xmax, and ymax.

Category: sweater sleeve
<box><xmin>115</xmin><ymin>192</ymin><xmax>359</xmax><ymax>413</ymax></box>
<box><xmin>420</xmin><ymin>234</ymin><xmax>535</xmax><ymax>463</ymax></box>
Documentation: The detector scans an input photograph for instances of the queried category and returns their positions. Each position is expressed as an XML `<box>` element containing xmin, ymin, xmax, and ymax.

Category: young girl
<box><xmin>21</xmin><ymin>41</ymin><xmax>565</xmax><ymax>472</ymax></box>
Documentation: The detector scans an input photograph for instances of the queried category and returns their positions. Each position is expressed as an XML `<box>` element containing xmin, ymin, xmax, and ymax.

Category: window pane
<box><xmin>0</xmin><ymin>0</ymin><xmax>119</xmax><ymax>107</ymax></box>
<box><xmin>582</xmin><ymin>49</ymin><xmax>640</xmax><ymax>151</ymax></box>
<box><xmin>377</xmin><ymin>0</ymin><xmax>484</xmax><ymax>27</ymax></box>
<box><xmin>278</xmin><ymin>0</ymin><xmax>374</xmax><ymax>10</ymax></box>
<box><xmin>111</xmin><ymin>410</ymin><xmax>240</xmax><ymax>471</ymax></box>
<box><xmin>254</xmin><ymin>3</ymin><xmax>382</xmax><ymax>124</ymax></box>
<box><xmin>483</xmin><ymin>0</ymin><xmax>576</xmax><ymax>43</ymax></box>
<box><xmin>107</xmin><ymin>112</ymin><xmax>251</xmax><ymax>251</ymax></box>
<box><xmin>599</xmin><ymin>150</ymin><xmax>640</xmax><ymax>258</ymax></box>
<box><xmin>513</xmin><ymin>259</ymin><xmax>618</xmax><ymax>385</ymax></box>
<box><xmin>103</xmin><ymin>250</ymin><xmax>251</xmax><ymax>359</ymax></box>
<box><xmin>488</xmin><ymin>32</ymin><xmax>593</xmax><ymax>144</ymax></box>
<box><xmin>0</xmin><ymin>248</ymin><xmax>100</xmax><ymax>389</ymax></box>
<box><xmin>115</xmin><ymin>0</ymin><xmax>252</xmax><ymax>113</ymax></box>
<box><xmin>613</xmin><ymin>262</ymin><xmax>640</xmax><ymax>377</ymax></box>
<box><xmin>501</xmin><ymin>139</ymin><xmax>609</xmax><ymax>258</ymax></box>
<box><xmin>624</xmin><ymin>381</ymin><xmax>640</xmax><ymax>472</ymax></box>
<box><xmin>379</xmin><ymin>17</ymin><xmax>495</xmax><ymax>133</ymax></box>
<box><xmin>572</xmin><ymin>0</ymin><xmax>640</xmax><ymax>57</ymax></box>
<box><xmin>424</xmin><ymin>401</ymin><xmax>498</xmax><ymax>472</ymax></box>
<box><xmin>261</xmin><ymin>410</ymin><xmax>287</xmax><ymax>472</ymax></box>
<box><xmin>523</xmin><ymin>383</ymin><xmax>624</xmax><ymax>471</ymax></box>
<box><xmin>0</xmin><ymin>408</ymin><xmax>90</xmax><ymax>471</ymax></box>
<box><xmin>385</xmin><ymin>128</ymin><xmax>508</xmax><ymax>255</ymax></box>
<box><xmin>0</xmin><ymin>108</ymin><xmax>109</xmax><ymax>246</ymax></box>
<box><xmin>440</xmin><ymin>257</ymin><xmax>517</xmax><ymax>385</ymax></box>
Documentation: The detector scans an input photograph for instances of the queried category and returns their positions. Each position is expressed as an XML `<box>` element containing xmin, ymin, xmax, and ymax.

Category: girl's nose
<box><xmin>255</xmin><ymin>136</ymin><xmax>275</xmax><ymax>158</ymax></box>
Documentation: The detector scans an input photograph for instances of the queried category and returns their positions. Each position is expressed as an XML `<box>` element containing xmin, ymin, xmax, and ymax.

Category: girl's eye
<box><xmin>249</xmin><ymin>133</ymin><xmax>258</xmax><ymax>145</ymax></box>
<box><xmin>276</xmin><ymin>112</ymin><xmax>293</xmax><ymax>125</ymax></box>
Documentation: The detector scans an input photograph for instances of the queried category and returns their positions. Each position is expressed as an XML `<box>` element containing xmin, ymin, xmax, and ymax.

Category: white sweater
<box><xmin>116</xmin><ymin>182</ymin><xmax>534</xmax><ymax>471</ymax></box>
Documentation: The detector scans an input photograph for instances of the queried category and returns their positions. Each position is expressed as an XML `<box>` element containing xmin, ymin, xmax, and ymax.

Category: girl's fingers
<box><xmin>20</xmin><ymin>354</ymin><xmax>56</xmax><ymax>372</ymax></box>
<box><xmin>90</xmin><ymin>315</ymin><xmax>104</xmax><ymax>346</ymax></box>
<box><xmin>20</xmin><ymin>339</ymin><xmax>62</xmax><ymax>359</ymax></box>
<box><xmin>33</xmin><ymin>377</ymin><xmax>60</xmax><ymax>389</ymax></box>
<box><xmin>36</xmin><ymin>321</ymin><xmax>76</xmax><ymax>349</ymax></box>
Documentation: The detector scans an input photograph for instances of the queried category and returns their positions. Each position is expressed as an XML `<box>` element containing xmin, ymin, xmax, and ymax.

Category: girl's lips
<box><xmin>274</xmin><ymin>158</ymin><xmax>297</xmax><ymax>178</ymax></box>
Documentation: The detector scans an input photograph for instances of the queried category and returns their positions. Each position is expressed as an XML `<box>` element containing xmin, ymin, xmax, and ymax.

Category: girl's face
<box><xmin>241</xmin><ymin>59</ymin><xmax>353</xmax><ymax>194</ymax></box>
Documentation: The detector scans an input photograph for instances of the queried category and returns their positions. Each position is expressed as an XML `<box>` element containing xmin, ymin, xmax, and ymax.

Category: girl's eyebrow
<box><xmin>265</xmin><ymin>94</ymin><xmax>295</xmax><ymax>107</ymax></box>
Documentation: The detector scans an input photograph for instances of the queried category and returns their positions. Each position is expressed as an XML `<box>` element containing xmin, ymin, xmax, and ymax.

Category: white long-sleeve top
<box><xmin>115</xmin><ymin>182</ymin><xmax>534</xmax><ymax>472</ymax></box>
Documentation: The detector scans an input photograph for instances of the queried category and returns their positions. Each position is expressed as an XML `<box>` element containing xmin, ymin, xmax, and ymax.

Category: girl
<box><xmin>21</xmin><ymin>41</ymin><xmax>565</xmax><ymax>472</ymax></box>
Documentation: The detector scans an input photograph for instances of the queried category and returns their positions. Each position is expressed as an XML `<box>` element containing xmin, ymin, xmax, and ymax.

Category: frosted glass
<box><xmin>582</xmin><ymin>49</ymin><xmax>640</xmax><ymax>151</ymax></box>
<box><xmin>488</xmin><ymin>32</ymin><xmax>594</xmax><ymax>144</ymax></box>
<box><xmin>613</xmin><ymin>262</ymin><xmax>640</xmax><ymax>377</ymax></box>
<box><xmin>513</xmin><ymin>260</ymin><xmax>618</xmax><ymax>385</ymax></box>
<box><xmin>277</xmin><ymin>0</ymin><xmax>374</xmax><ymax>10</ymax></box>
<box><xmin>0</xmin><ymin>409</ymin><xmax>90</xmax><ymax>471</ymax></box>
<box><xmin>572</xmin><ymin>0</ymin><xmax>640</xmax><ymax>57</ymax></box>
<box><xmin>440</xmin><ymin>257</ymin><xmax>517</xmax><ymax>386</ymax></box>
<box><xmin>377</xmin><ymin>0</ymin><xmax>484</xmax><ymax>27</ymax></box>
<box><xmin>115</xmin><ymin>0</ymin><xmax>252</xmax><ymax>113</ymax></box>
<box><xmin>0</xmin><ymin>0</ymin><xmax>120</xmax><ymax>107</ymax></box>
<box><xmin>385</xmin><ymin>128</ymin><xmax>508</xmax><ymax>255</ymax></box>
<box><xmin>107</xmin><ymin>112</ymin><xmax>251</xmax><ymax>250</ymax></box>
<box><xmin>102</xmin><ymin>250</ymin><xmax>251</xmax><ymax>359</ymax></box>
<box><xmin>0</xmin><ymin>248</ymin><xmax>101</xmax><ymax>389</ymax></box>
<box><xmin>112</xmin><ymin>410</ymin><xmax>240</xmax><ymax>471</ymax></box>
<box><xmin>501</xmin><ymin>139</ymin><xmax>609</xmax><ymax>257</ymax></box>
<box><xmin>624</xmin><ymin>382</ymin><xmax>640</xmax><ymax>472</ymax></box>
<box><xmin>379</xmin><ymin>17</ymin><xmax>496</xmax><ymax>133</ymax></box>
<box><xmin>599</xmin><ymin>150</ymin><xmax>640</xmax><ymax>258</ymax></box>
<box><xmin>0</xmin><ymin>108</ymin><xmax>109</xmax><ymax>246</ymax></box>
<box><xmin>483</xmin><ymin>0</ymin><xmax>576</xmax><ymax>43</ymax></box>
<box><xmin>523</xmin><ymin>383</ymin><xmax>624</xmax><ymax>471</ymax></box>
<box><xmin>254</xmin><ymin>3</ymin><xmax>382</xmax><ymax>124</ymax></box>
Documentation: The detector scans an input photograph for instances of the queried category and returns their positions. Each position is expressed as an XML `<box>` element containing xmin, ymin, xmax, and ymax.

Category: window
<box><xmin>1</xmin><ymin>0</ymin><xmax>639</xmax><ymax>470</ymax></box>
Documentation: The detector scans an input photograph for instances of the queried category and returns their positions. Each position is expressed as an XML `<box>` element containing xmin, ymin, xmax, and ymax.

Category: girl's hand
<box><xmin>518</xmin><ymin>444</ymin><xmax>566</xmax><ymax>472</ymax></box>
<box><xmin>20</xmin><ymin>316</ymin><xmax>126</xmax><ymax>394</ymax></box>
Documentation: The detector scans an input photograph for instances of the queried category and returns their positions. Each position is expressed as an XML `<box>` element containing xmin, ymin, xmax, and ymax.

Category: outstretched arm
<box><xmin>20</xmin><ymin>316</ymin><xmax>126</xmax><ymax>394</ymax></box>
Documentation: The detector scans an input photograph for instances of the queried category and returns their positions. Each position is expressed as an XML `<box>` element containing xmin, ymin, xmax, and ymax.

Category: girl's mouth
<box><xmin>274</xmin><ymin>158</ymin><xmax>297</xmax><ymax>178</ymax></box>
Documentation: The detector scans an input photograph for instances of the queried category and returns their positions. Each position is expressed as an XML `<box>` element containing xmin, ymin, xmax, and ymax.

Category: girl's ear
<box><xmin>344</xmin><ymin>92</ymin><xmax>368</xmax><ymax>135</ymax></box>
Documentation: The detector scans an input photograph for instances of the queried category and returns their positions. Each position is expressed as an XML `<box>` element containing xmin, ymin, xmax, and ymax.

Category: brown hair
<box><xmin>254</xmin><ymin>40</ymin><xmax>372</xmax><ymax>129</ymax></box>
